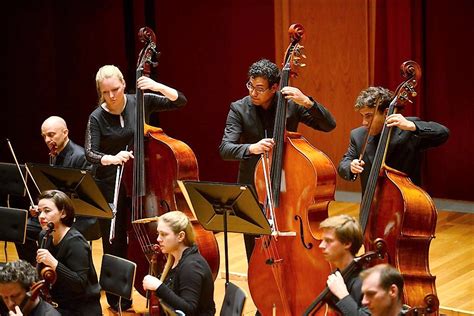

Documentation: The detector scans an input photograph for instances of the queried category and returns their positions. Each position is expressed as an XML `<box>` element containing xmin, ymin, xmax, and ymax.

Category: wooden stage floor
<box><xmin>1</xmin><ymin>201</ymin><xmax>472</xmax><ymax>315</ymax></box>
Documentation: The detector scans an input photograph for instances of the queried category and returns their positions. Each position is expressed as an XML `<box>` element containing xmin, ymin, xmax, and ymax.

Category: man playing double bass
<box><xmin>219</xmin><ymin>58</ymin><xmax>336</xmax><ymax>261</ymax></box>
<box><xmin>85</xmin><ymin>65</ymin><xmax>187</xmax><ymax>312</ymax></box>
<box><xmin>338</xmin><ymin>86</ymin><xmax>449</xmax><ymax>195</ymax></box>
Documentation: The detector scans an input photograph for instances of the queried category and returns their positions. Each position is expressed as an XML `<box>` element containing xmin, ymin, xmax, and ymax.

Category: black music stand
<box><xmin>0</xmin><ymin>162</ymin><xmax>26</xmax><ymax>197</ymax></box>
<box><xmin>0</xmin><ymin>207</ymin><xmax>27</xmax><ymax>244</ymax></box>
<box><xmin>0</xmin><ymin>162</ymin><xmax>27</xmax><ymax>201</ymax></box>
<box><xmin>178</xmin><ymin>180</ymin><xmax>271</xmax><ymax>287</ymax></box>
<box><xmin>26</xmin><ymin>163</ymin><xmax>113</xmax><ymax>219</ymax></box>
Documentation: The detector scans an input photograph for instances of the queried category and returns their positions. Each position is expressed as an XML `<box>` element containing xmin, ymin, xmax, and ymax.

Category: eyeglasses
<box><xmin>246</xmin><ymin>81</ymin><xmax>270</xmax><ymax>94</ymax></box>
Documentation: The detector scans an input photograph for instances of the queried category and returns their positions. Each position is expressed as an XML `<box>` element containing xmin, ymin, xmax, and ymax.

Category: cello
<box><xmin>303</xmin><ymin>239</ymin><xmax>386</xmax><ymax>315</ymax></box>
<box><xmin>124</xmin><ymin>27</ymin><xmax>219</xmax><ymax>314</ymax></box>
<box><xmin>248</xmin><ymin>23</ymin><xmax>335</xmax><ymax>315</ymax></box>
<box><xmin>359</xmin><ymin>61</ymin><xmax>439</xmax><ymax>314</ymax></box>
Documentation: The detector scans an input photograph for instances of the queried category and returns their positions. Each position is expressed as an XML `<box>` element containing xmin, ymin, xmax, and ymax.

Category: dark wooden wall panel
<box><xmin>275</xmin><ymin>0</ymin><xmax>371</xmax><ymax>193</ymax></box>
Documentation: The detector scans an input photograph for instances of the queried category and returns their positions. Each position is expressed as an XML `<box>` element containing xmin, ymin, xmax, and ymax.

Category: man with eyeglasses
<box><xmin>219</xmin><ymin>58</ymin><xmax>336</xmax><ymax>262</ymax></box>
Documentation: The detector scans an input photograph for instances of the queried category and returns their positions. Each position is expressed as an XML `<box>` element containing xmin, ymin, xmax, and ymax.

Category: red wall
<box><xmin>2</xmin><ymin>1</ymin><xmax>472</xmax><ymax>201</ymax></box>
<box><xmin>423</xmin><ymin>0</ymin><xmax>474</xmax><ymax>200</ymax></box>
<box><xmin>372</xmin><ymin>0</ymin><xmax>473</xmax><ymax>200</ymax></box>
<box><xmin>1</xmin><ymin>1</ymin><xmax>275</xmax><ymax>186</ymax></box>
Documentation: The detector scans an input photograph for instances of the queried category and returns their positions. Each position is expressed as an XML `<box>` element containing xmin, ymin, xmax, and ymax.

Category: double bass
<box><xmin>124</xmin><ymin>27</ymin><xmax>219</xmax><ymax>314</ymax></box>
<box><xmin>359</xmin><ymin>61</ymin><xmax>439</xmax><ymax>314</ymax></box>
<box><xmin>248</xmin><ymin>24</ymin><xmax>335</xmax><ymax>315</ymax></box>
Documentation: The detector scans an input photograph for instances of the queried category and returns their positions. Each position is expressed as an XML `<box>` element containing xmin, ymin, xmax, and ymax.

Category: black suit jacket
<box><xmin>53</xmin><ymin>139</ymin><xmax>90</xmax><ymax>170</ymax></box>
<box><xmin>219</xmin><ymin>92</ymin><xmax>336</xmax><ymax>186</ymax></box>
<box><xmin>338</xmin><ymin>117</ymin><xmax>449</xmax><ymax>194</ymax></box>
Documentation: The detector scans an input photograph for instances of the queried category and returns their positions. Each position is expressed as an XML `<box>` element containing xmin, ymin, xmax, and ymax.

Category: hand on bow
<box><xmin>101</xmin><ymin>150</ymin><xmax>134</xmax><ymax>166</ymax></box>
<box><xmin>248</xmin><ymin>138</ymin><xmax>275</xmax><ymax>155</ymax></box>
<box><xmin>29</xmin><ymin>205</ymin><xmax>39</xmax><ymax>217</ymax></box>
<box><xmin>350</xmin><ymin>159</ymin><xmax>365</xmax><ymax>175</ymax></box>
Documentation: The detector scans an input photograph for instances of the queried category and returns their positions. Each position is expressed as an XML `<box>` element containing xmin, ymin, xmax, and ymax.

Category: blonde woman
<box><xmin>84</xmin><ymin>64</ymin><xmax>187</xmax><ymax>311</ymax></box>
<box><xmin>143</xmin><ymin>211</ymin><xmax>215</xmax><ymax>316</ymax></box>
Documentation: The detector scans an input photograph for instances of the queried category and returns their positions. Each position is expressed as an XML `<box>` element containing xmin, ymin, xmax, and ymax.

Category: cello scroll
<box><xmin>405</xmin><ymin>294</ymin><xmax>439</xmax><ymax>316</ymax></box>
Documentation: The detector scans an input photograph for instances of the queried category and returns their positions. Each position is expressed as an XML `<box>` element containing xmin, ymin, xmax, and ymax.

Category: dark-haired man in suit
<box><xmin>219</xmin><ymin>58</ymin><xmax>336</xmax><ymax>262</ymax></box>
<box><xmin>338</xmin><ymin>86</ymin><xmax>449</xmax><ymax>195</ymax></box>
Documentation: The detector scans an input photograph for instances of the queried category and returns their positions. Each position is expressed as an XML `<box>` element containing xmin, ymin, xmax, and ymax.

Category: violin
<box><xmin>48</xmin><ymin>145</ymin><xmax>58</xmax><ymax>166</ymax></box>
<box><xmin>35</xmin><ymin>222</ymin><xmax>57</xmax><ymax>308</ymax></box>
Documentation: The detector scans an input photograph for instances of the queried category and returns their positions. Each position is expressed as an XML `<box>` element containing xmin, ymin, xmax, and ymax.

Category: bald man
<box><xmin>15</xmin><ymin>116</ymin><xmax>100</xmax><ymax>265</ymax></box>
<box><xmin>41</xmin><ymin>116</ymin><xmax>89</xmax><ymax>168</ymax></box>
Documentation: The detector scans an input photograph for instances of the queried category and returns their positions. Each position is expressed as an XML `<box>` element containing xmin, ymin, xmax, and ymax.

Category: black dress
<box><xmin>39</xmin><ymin>227</ymin><xmax>101</xmax><ymax>316</ymax></box>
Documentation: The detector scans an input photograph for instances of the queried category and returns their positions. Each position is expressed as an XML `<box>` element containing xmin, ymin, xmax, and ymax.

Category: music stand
<box><xmin>0</xmin><ymin>207</ymin><xmax>27</xmax><ymax>244</ymax></box>
<box><xmin>178</xmin><ymin>180</ymin><xmax>271</xmax><ymax>287</ymax></box>
<box><xmin>0</xmin><ymin>162</ymin><xmax>26</xmax><ymax>197</ymax></box>
<box><xmin>26</xmin><ymin>163</ymin><xmax>113</xmax><ymax>219</ymax></box>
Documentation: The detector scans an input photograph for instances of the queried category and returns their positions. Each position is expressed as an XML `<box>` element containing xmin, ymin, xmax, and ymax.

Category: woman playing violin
<box><xmin>142</xmin><ymin>211</ymin><xmax>215</xmax><ymax>316</ymax></box>
<box><xmin>0</xmin><ymin>260</ymin><xmax>60</xmax><ymax>316</ymax></box>
<box><xmin>35</xmin><ymin>190</ymin><xmax>101</xmax><ymax>316</ymax></box>
<box><xmin>319</xmin><ymin>215</ymin><xmax>370</xmax><ymax>315</ymax></box>
<box><xmin>84</xmin><ymin>64</ymin><xmax>187</xmax><ymax>311</ymax></box>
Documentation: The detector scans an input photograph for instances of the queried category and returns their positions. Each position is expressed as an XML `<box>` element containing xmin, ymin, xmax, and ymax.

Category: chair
<box><xmin>220</xmin><ymin>282</ymin><xmax>247</xmax><ymax>316</ymax></box>
<box><xmin>99</xmin><ymin>254</ymin><xmax>136</xmax><ymax>315</ymax></box>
